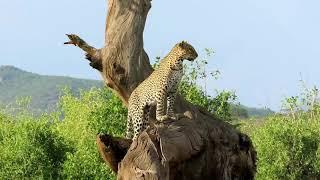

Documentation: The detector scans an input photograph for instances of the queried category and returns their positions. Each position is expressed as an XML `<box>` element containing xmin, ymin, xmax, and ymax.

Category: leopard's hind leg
<box><xmin>132</xmin><ymin>106</ymin><xmax>145</xmax><ymax>140</ymax></box>
<box><xmin>156</xmin><ymin>91</ymin><xmax>167</xmax><ymax>121</ymax></box>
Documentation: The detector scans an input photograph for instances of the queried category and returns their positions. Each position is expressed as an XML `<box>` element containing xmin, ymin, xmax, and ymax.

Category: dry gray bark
<box><xmin>65</xmin><ymin>0</ymin><xmax>257</xmax><ymax>179</ymax></box>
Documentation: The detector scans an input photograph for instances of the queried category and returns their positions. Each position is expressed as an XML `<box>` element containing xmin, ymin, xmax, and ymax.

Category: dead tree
<box><xmin>65</xmin><ymin>0</ymin><xmax>256</xmax><ymax>179</ymax></box>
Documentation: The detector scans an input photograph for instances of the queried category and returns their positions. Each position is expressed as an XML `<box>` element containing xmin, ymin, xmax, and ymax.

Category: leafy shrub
<box><xmin>56</xmin><ymin>87</ymin><xmax>126</xmax><ymax>179</ymax></box>
<box><xmin>250</xmin><ymin>86</ymin><xmax>320</xmax><ymax>179</ymax></box>
<box><xmin>0</xmin><ymin>112</ymin><xmax>69</xmax><ymax>179</ymax></box>
<box><xmin>253</xmin><ymin>115</ymin><xmax>320</xmax><ymax>179</ymax></box>
<box><xmin>0</xmin><ymin>87</ymin><xmax>126</xmax><ymax>179</ymax></box>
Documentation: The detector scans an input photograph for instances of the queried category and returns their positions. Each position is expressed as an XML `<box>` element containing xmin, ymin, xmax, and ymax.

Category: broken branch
<box><xmin>64</xmin><ymin>34</ymin><xmax>103</xmax><ymax>71</ymax></box>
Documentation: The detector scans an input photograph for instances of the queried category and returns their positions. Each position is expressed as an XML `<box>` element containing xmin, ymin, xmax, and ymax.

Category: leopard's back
<box><xmin>129</xmin><ymin>64</ymin><xmax>171</xmax><ymax>106</ymax></box>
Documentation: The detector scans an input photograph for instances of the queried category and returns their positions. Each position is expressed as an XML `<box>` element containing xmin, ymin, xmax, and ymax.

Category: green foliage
<box><xmin>0</xmin><ymin>87</ymin><xmax>126</xmax><ymax>179</ymax></box>
<box><xmin>243</xmin><ymin>86</ymin><xmax>320</xmax><ymax>179</ymax></box>
<box><xmin>252</xmin><ymin>116</ymin><xmax>320</xmax><ymax>179</ymax></box>
<box><xmin>0</xmin><ymin>112</ymin><xmax>70</xmax><ymax>179</ymax></box>
<box><xmin>56</xmin><ymin>87</ymin><xmax>126</xmax><ymax>179</ymax></box>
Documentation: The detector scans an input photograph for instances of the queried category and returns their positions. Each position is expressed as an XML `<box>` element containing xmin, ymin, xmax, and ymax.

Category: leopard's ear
<box><xmin>178</xmin><ymin>41</ymin><xmax>187</xmax><ymax>48</ymax></box>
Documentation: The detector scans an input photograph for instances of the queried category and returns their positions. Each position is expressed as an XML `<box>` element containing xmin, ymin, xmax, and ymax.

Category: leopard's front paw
<box><xmin>157</xmin><ymin>115</ymin><xmax>169</xmax><ymax>122</ymax></box>
<box><xmin>168</xmin><ymin>114</ymin><xmax>177</xmax><ymax>120</ymax></box>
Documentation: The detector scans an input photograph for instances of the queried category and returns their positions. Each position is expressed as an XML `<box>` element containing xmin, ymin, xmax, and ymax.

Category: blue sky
<box><xmin>1</xmin><ymin>0</ymin><xmax>319</xmax><ymax>110</ymax></box>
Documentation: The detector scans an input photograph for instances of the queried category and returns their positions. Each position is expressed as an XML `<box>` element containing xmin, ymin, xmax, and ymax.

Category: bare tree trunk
<box><xmin>65</xmin><ymin>0</ymin><xmax>256</xmax><ymax>179</ymax></box>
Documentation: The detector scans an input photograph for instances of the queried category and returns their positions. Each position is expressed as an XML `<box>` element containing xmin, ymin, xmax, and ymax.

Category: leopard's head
<box><xmin>174</xmin><ymin>41</ymin><xmax>198</xmax><ymax>61</ymax></box>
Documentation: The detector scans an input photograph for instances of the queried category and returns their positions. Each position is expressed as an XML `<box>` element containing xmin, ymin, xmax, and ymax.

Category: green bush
<box><xmin>253</xmin><ymin>115</ymin><xmax>320</xmax><ymax>179</ymax></box>
<box><xmin>0</xmin><ymin>87</ymin><xmax>126</xmax><ymax>179</ymax></box>
<box><xmin>249</xmin><ymin>86</ymin><xmax>320</xmax><ymax>179</ymax></box>
<box><xmin>56</xmin><ymin>87</ymin><xmax>126</xmax><ymax>179</ymax></box>
<box><xmin>0</xmin><ymin>112</ymin><xmax>69</xmax><ymax>179</ymax></box>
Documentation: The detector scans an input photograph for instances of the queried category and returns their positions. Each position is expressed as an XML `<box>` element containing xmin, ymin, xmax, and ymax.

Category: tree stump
<box><xmin>65</xmin><ymin>0</ymin><xmax>257</xmax><ymax>179</ymax></box>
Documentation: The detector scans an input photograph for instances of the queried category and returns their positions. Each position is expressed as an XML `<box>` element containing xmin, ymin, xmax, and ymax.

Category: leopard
<box><xmin>126</xmin><ymin>41</ymin><xmax>198</xmax><ymax>140</ymax></box>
